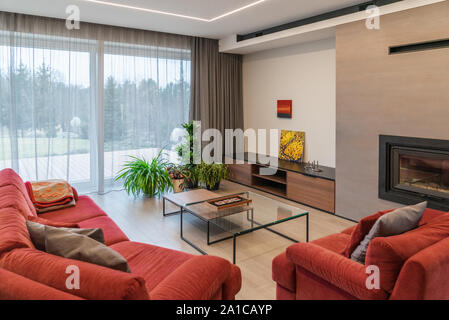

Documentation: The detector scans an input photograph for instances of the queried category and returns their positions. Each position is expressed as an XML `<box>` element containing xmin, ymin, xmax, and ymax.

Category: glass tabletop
<box><xmin>183</xmin><ymin>191</ymin><xmax>308</xmax><ymax>235</ymax></box>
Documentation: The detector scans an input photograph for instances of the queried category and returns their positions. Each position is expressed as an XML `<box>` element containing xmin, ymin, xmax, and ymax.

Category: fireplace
<box><xmin>379</xmin><ymin>135</ymin><xmax>449</xmax><ymax>211</ymax></box>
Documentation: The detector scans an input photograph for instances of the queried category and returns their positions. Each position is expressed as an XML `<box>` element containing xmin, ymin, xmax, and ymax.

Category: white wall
<box><xmin>243</xmin><ymin>38</ymin><xmax>336</xmax><ymax>167</ymax></box>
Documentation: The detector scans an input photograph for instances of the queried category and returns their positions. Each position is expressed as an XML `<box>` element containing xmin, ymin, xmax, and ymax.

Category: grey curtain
<box><xmin>190</xmin><ymin>37</ymin><xmax>243</xmax><ymax>134</ymax></box>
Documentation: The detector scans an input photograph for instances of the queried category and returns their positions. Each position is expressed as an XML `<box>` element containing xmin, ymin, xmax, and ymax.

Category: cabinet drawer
<box><xmin>228</xmin><ymin>163</ymin><xmax>253</xmax><ymax>186</ymax></box>
<box><xmin>287</xmin><ymin>171</ymin><xmax>335</xmax><ymax>213</ymax></box>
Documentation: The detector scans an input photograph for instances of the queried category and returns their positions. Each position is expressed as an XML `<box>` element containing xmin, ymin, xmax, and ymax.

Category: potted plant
<box><xmin>176</xmin><ymin>122</ymin><xmax>199</xmax><ymax>189</ymax></box>
<box><xmin>167</xmin><ymin>165</ymin><xmax>185</xmax><ymax>193</ymax></box>
<box><xmin>115</xmin><ymin>150</ymin><xmax>172</xmax><ymax>197</ymax></box>
<box><xmin>198</xmin><ymin>162</ymin><xmax>229</xmax><ymax>191</ymax></box>
<box><xmin>181</xmin><ymin>164</ymin><xmax>200</xmax><ymax>189</ymax></box>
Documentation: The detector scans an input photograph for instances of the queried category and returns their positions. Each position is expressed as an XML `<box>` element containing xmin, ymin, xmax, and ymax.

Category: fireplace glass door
<box><xmin>392</xmin><ymin>147</ymin><xmax>449</xmax><ymax>200</ymax></box>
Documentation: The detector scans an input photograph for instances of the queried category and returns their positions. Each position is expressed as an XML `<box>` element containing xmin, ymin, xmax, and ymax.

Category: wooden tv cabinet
<box><xmin>226</xmin><ymin>153</ymin><xmax>335</xmax><ymax>213</ymax></box>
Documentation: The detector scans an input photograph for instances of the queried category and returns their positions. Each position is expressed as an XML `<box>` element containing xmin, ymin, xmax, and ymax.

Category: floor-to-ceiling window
<box><xmin>103</xmin><ymin>42</ymin><xmax>190</xmax><ymax>187</ymax></box>
<box><xmin>0</xmin><ymin>22</ymin><xmax>191</xmax><ymax>192</ymax></box>
<box><xmin>0</xmin><ymin>32</ymin><xmax>97</xmax><ymax>189</ymax></box>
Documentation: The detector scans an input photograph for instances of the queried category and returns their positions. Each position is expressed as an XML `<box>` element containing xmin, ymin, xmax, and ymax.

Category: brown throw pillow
<box><xmin>44</xmin><ymin>226</ymin><xmax>130</xmax><ymax>273</ymax></box>
<box><xmin>26</xmin><ymin>220</ymin><xmax>104</xmax><ymax>251</ymax></box>
<box><xmin>350</xmin><ymin>201</ymin><xmax>427</xmax><ymax>264</ymax></box>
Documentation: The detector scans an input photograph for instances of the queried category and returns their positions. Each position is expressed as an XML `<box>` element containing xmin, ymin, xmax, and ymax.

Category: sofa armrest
<box><xmin>286</xmin><ymin>243</ymin><xmax>388</xmax><ymax>300</ymax></box>
<box><xmin>391</xmin><ymin>237</ymin><xmax>449</xmax><ymax>300</ymax></box>
<box><xmin>151</xmin><ymin>256</ymin><xmax>237</xmax><ymax>300</ymax></box>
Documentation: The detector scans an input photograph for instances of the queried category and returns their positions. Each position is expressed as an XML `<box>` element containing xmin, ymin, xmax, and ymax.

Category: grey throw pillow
<box><xmin>26</xmin><ymin>220</ymin><xmax>105</xmax><ymax>250</ymax></box>
<box><xmin>44</xmin><ymin>226</ymin><xmax>131</xmax><ymax>273</ymax></box>
<box><xmin>351</xmin><ymin>201</ymin><xmax>427</xmax><ymax>264</ymax></box>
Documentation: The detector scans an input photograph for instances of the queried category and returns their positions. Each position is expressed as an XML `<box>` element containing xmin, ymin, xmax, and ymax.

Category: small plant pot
<box><xmin>206</xmin><ymin>181</ymin><xmax>221</xmax><ymax>191</ymax></box>
<box><xmin>185</xmin><ymin>178</ymin><xmax>199</xmax><ymax>189</ymax></box>
<box><xmin>172</xmin><ymin>179</ymin><xmax>185</xmax><ymax>193</ymax></box>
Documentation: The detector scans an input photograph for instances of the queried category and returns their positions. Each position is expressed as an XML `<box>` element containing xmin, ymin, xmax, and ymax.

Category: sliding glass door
<box><xmin>0</xmin><ymin>30</ymin><xmax>191</xmax><ymax>192</ymax></box>
<box><xmin>0</xmin><ymin>32</ymin><xmax>97</xmax><ymax>189</ymax></box>
<box><xmin>103</xmin><ymin>42</ymin><xmax>190</xmax><ymax>187</ymax></box>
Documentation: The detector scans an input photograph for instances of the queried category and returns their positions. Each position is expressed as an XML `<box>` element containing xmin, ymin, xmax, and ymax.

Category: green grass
<box><xmin>0</xmin><ymin>137</ymin><xmax>90</xmax><ymax>161</ymax></box>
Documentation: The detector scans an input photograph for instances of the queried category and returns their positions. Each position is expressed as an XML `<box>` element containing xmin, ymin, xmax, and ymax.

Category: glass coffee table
<box><xmin>180</xmin><ymin>191</ymin><xmax>309</xmax><ymax>264</ymax></box>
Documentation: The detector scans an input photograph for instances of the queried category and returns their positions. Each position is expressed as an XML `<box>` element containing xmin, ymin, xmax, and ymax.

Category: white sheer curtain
<box><xmin>103</xmin><ymin>41</ymin><xmax>190</xmax><ymax>190</ymax></box>
<box><xmin>0</xmin><ymin>12</ymin><xmax>191</xmax><ymax>192</ymax></box>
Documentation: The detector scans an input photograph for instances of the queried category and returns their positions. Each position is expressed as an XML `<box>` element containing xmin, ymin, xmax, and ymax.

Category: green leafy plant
<box><xmin>176</xmin><ymin>121</ymin><xmax>200</xmax><ymax>188</ymax></box>
<box><xmin>115</xmin><ymin>150</ymin><xmax>173</xmax><ymax>197</ymax></box>
<box><xmin>181</xmin><ymin>164</ymin><xmax>200</xmax><ymax>189</ymax></box>
<box><xmin>198</xmin><ymin>162</ymin><xmax>229</xmax><ymax>190</ymax></box>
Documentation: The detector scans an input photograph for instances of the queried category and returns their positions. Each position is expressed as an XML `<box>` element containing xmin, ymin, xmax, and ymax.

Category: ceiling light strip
<box><xmin>80</xmin><ymin>0</ymin><xmax>267</xmax><ymax>22</ymax></box>
<box><xmin>209</xmin><ymin>0</ymin><xmax>266</xmax><ymax>22</ymax></box>
<box><xmin>82</xmin><ymin>0</ymin><xmax>209</xmax><ymax>22</ymax></box>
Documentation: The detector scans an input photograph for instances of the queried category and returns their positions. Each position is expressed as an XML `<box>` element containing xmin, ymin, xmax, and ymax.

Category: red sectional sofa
<box><xmin>273</xmin><ymin>207</ymin><xmax>449</xmax><ymax>300</ymax></box>
<box><xmin>0</xmin><ymin>169</ymin><xmax>241</xmax><ymax>300</ymax></box>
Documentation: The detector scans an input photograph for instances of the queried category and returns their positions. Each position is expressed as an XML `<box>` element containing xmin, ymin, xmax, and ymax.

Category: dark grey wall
<box><xmin>335</xmin><ymin>2</ymin><xmax>449</xmax><ymax>221</ymax></box>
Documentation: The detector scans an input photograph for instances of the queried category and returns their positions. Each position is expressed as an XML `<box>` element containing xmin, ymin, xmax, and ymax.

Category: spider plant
<box><xmin>115</xmin><ymin>150</ymin><xmax>173</xmax><ymax>197</ymax></box>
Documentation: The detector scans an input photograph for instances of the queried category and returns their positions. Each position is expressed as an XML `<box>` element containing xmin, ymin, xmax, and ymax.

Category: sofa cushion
<box><xmin>0</xmin><ymin>169</ymin><xmax>36</xmax><ymax>217</ymax></box>
<box><xmin>28</xmin><ymin>216</ymin><xmax>79</xmax><ymax>228</ymax></box>
<box><xmin>78</xmin><ymin>216</ymin><xmax>129</xmax><ymax>246</ymax></box>
<box><xmin>44</xmin><ymin>226</ymin><xmax>130</xmax><ymax>273</ymax></box>
<box><xmin>110</xmin><ymin>241</ymin><xmax>193</xmax><ymax>292</ymax></box>
<box><xmin>342</xmin><ymin>207</ymin><xmax>445</xmax><ymax>258</ymax></box>
<box><xmin>0</xmin><ymin>185</ymin><xmax>37</xmax><ymax>220</ymax></box>
<box><xmin>351</xmin><ymin>202</ymin><xmax>427</xmax><ymax>264</ymax></box>
<box><xmin>0</xmin><ymin>248</ymin><xmax>148</xmax><ymax>300</ymax></box>
<box><xmin>342</xmin><ymin>209</ymin><xmax>394</xmax><ymax>258</ymax></box>
<box><xmin>26</xmin><ymin>220</ymin><xmax>104</xmax><ymax>250</ymax></box>
<box><xmin>0</xmin><ymin>208</ymin><xmax>34</xmax><ymax>254</ymax></box>
<box><xmin>38</xmin><ymin>196</ymin><xmax>106</xmax><ymax>223</ymax></box>
<box><xmin>366</xmin><ymin>212</ymin><xmax>449</xmax><ymax>293</ymax></box>
<box><xmin>0</xmin><ymin>267</ymin><xmax>82</xmax><ymax>300</ymax></box>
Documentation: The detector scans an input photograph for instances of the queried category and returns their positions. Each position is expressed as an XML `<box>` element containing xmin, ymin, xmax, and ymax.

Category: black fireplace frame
<box><xmin>379</xmin><ymin>135</ymin><xmax>449</xmax><ymax>211</ymax></box>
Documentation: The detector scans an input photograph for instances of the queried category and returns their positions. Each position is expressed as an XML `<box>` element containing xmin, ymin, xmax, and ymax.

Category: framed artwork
<box><xmin>279</xmin><ymin>130</ymin><xmax>305</xmax><ymax>163</ymax></box>
<box><xmin>277</xmin><ymin>100</ymin><xmax>292</xmax><ymax>118</ymax></box>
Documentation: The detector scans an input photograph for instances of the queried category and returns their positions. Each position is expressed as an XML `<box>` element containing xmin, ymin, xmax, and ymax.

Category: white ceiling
<box><xmin>0</xmin><ymin>0</ymin><xmax>368</xmax><ymax>39</ymax></box>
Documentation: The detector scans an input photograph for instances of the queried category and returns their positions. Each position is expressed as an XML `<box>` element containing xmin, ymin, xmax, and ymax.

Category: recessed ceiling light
<box><xmin>80</xmin><ymin>0</ymin><xmax>267</xmax><ymax>22</ymax></box>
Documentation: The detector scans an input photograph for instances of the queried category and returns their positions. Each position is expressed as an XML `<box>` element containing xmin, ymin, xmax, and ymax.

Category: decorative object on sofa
<box><xmin>206</xmin><ymin>195</ymin><xmax>252</xmax><ymax>211</ymax></box>
<box><xmin>44</xmin><ymin>226</ymin><xmax>131</xmax><ymax>273</ymax></box>
<box><xmin>198</xmin><ymin>162</ymin><xmax>229</xmax><ymax>191</ymax></box>
<box><xmin>278</xmin><ymin>130</ymin><xmax>305</xmax><ymax>163</ymax></box>
<box><xmin>26</xmin><ymin>220</ymin><xmax>105</xmax><ymax>250</ymax></box>
<box><xmin>25</xmin><ymin>180</ymin><xmax>77</xmax><ymax>213</ymax></box>
<box><xmin>350</xmin><ymin>201</ymin><xmax>427</xmax><ymax>264</ymax></box>
<box><xmin>115</xmin><ymin>149</ymin><xmax>173</xmax><ymax>197</ymax></box>
<box><xmin>277</xmin><ymin>100</ymin><xmax>292</xmax><ymax>118</ymax></box>
<box><xmin>176</xmin><ymin>121</ymin><xmax>200</xmax><ymax>189</ymax></box>
<box><xmin>167</xmin><ymin>165</ymin><xmax>185</xmax><ymax>193</ymax></box>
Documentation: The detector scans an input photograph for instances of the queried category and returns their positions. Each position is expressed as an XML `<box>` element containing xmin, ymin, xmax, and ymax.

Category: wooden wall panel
<box><xmin>336</xmin><ymin>2</ymin><xmax>449</xmax><ymax>220</ymax></box>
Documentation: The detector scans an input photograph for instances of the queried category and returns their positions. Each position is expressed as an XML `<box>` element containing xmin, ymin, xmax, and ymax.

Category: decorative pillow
<box><xmin>366</xmin><ymin>212</ymin><xmax>449</xmax><ymax>292</ymax></box>
<box><xmin>350</xmin><ymin>201</ymin><xmax>427</xmax><ymax>264</ymax></box>
<box><xmin>342</xmin><ymin>209</ymin><xmax>394</xmax><ymax>258</ymax></box>
<box><xmin>44</xmin><ymin>226</ymin><xmax>130</xmax><ymax>273</ymax></box>
<box><xmin>26</xmin><ymin>220</ymin><xmax>104</xmax><ymax>251</ymax></box>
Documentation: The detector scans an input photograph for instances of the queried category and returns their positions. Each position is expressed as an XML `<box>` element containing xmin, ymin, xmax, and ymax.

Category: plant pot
<box><xmin>185</xmin><ymin>178</ymin><xmax>198</xmax><ymax>189</ymax></box>
<box><xmin>206</xmin><ymin>181</ymin><xmax>221</xmax><ymax>191</ymax></box>
<box><xmin>172</xmin><ymin>179</ymin><xmax>185</xmax><ymax>193</ymax></box>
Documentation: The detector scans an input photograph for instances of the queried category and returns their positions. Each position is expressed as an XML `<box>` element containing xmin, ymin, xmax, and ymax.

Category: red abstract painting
<box><xmin>277</xmin><ymin>100</ymin><xmax>292</xmax><ymax>118</ymax></box>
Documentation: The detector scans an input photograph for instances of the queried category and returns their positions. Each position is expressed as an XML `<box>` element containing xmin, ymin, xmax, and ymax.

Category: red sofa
<box><xmin>0</xmin><ymin>169</ymin><xmax>241</xmax><ymax>300</ymax></box>
<box><xmin>273</xmin><ymin>207</ymin><xmax>449</xmax><ymax>300</ymax></box>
